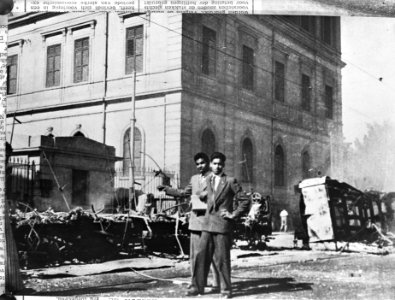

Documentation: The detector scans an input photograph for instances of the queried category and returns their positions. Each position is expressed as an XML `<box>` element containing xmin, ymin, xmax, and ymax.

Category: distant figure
<box><xmin>279</xmin><ymin>209</ymin><xmax>288</xmax><ymax>232</ymax></box>
<box><xmin>136</xmin><ymin>193</ymin><xmax>155</xmax><ymax>216</ymax></box>
<box><xmin>299</xmin><ymin>194</ymin><xmax>311</xmax><ymax>250</ymax></box>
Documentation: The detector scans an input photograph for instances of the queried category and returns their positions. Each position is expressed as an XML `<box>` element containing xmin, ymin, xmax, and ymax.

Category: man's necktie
<box><xmin>212</xmin><ymin>176</ymin><xmax>217</xmax><ymax>192</ymax></box>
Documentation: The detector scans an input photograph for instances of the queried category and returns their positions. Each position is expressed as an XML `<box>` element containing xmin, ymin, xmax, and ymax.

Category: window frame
<box><xmin>321</xmin><ymin>17</ymin><xmax>334</xmax><ymax>46</ymax></box>
<box><xmin>300</xmin><ymin>16</ymin><xmax>316</xmax><ymax>34</ymax></box>
<box><xmin>274</xmin><ymin>145</ymin><xmax>285</xmax><ymax>187</ymax></box>
<box><xmin>46</xmin><ymin>44</ymin><xmax>62</xmax><ymax>88</ymax></box>
<box><xmin>242</xmin><ymin>45</ymin><xmax>254</xmax><ymax>91</ymax></box>
<box><xmin>274</xmin><ymin>60</ymin><xmax>285</xmax><ymax>102</ymax></box>
<box><xmin>73</xmin><ymin>37</ymin><xmax>90</xmax><ymax>83</ymax></box>
<box><xmin>325</xmin><ymin>85</ymin><xmax>334</xmax><ymax>119</ymax></box>
<box><xmin>201</xmin><ymin>26</ymin><xmax>217</xmax><ymax>76</ymax></box>
<box><xmin>201</xmin><ymin>128</ymin><xmax>216</xmax><ymax>156</ymax></box>
<box><xmin>125</xmin><ymin>25</ymin><xmax>144</xmax><ymax>75</ymax></box>
<box><xmin>7</xmin><ymin>54</ymin><xmax>18</xmax><ymax>95</ymax></box>
<box><xmin>301</xmin><ymin>73</ymin><xmax>311</xmax><ymax>111</ymax></box>
<box><xmin>241</xmin><ymin>137</ymin><xmax>254</xmax><ymax>183</ymax></box>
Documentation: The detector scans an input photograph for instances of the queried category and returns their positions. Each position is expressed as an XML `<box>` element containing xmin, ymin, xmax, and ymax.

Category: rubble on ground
<box><xmin>11</xmin><ymin>207</ymin><xmax>189</xmax><ymax>269</ymax></box>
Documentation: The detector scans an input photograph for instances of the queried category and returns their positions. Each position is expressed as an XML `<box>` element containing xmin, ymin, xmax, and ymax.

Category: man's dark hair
<box><xmin>194</xmin><ymin>152</ymin><xmax>209</xmax><ymax>163</ymax></box>
<box><xmin>210</xmin><ymin>152</ymin><xmax>226</xmax><ymax>162</ymax></box>
<box><xmin>0</xmin><ymin>294</ymin><xmax>17</xmax><ymax>300</ymax></box>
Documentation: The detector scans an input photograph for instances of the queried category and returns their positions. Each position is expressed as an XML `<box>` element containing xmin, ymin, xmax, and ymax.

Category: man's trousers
<box><xmin>190</xmin><ymin>230</ymin><xmax>219</xmax><ymax>287</ymax></box>
<box><xmin>192</xmin><ymin>230</ymin><xmax>232</xmax><ymax>294</ymax></box>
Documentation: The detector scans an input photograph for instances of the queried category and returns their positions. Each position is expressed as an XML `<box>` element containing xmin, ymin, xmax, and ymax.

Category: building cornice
<box><xmin>8</xmin><ymin>12</ymin><xmax>65</xmax><ymax>30</ymax></box>
<box><xmin>264</xmin><ymin>16</ymin><xmax>345</xmax><ymax>69</ymax></box>
<box><xmin>6</xmin><ymin>89</ymin><xmax>183</xmax><ymax>118</ymax></box>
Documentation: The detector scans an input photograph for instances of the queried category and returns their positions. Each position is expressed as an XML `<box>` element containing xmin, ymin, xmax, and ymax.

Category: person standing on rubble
<box><xmin>280</xmin><ymin>209</ymin><xmax>289</xmax><ymax>232</ymax></box>
<box><xmin>157</xmin><ymin>152</ymin><xmax>219</xmax><ymax>292</ymax></box>
<box><xmin>190</xmin><ymin>152</ymin><xmax>250</xmax><ymax>298</ymax></box>
<box><xmin>299</xmin><ymin>194</ymin><xmax>311</xmax><ymax>249</ymax></box>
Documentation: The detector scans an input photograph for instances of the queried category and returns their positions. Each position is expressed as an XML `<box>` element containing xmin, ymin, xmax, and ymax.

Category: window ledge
<box><xmin>8</xmin><ymin>39</ymin><xmax>24</xmax><ymax>48</ymax></box>
<box><xmin>41</xmin><ymin>28</ymin><xmax>66</xmax><ymax>41</ymax></box>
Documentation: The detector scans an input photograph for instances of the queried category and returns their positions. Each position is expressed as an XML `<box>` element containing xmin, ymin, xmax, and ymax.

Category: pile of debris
<box><xmin>11</xmin><ymin>207</ymin><xmax>189</xmax><ymax>269</ymax></box>
<box><xmin>297</xmin><ymin>177</ymin><xmax>395</xmax><ymax>253</ymax></box>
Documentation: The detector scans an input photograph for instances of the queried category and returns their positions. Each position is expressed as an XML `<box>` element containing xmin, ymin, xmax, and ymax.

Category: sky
<box><xmin>341</xmin><ymin>16</ymin><xmax>395</xmax><ymax>143</ymax></box>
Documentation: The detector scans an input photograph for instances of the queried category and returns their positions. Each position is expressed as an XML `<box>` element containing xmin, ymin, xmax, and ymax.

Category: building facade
<box><xmin>7</xmin><ymin>13</ymin><xmax>344</xmax><ymax>227</ymax></box>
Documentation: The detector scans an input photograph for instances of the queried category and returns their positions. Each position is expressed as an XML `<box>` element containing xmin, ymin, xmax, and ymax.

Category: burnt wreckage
<box><xmin>296</xmin><ymin>177</ymin><xmax>394</xmax><ymax>248</ymax></box>
<box><xmin>7</xmin><ymin>135</ymin><xmax>272</xmax><ymax>268</ymax></box>
<box><xmin>10</xmin><ymin>192</ymin><xmax>272</xmax><ymax>269</ymax></box>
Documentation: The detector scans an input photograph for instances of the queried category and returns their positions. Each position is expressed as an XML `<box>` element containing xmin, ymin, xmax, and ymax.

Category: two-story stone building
<box><xmin>6</xmin><ymin>13</ymin><xmax>344</xmax><ymax>227</ymax></box>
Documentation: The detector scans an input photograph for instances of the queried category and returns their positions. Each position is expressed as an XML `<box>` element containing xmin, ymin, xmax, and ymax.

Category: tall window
<box><xmin>325</xmin><ymin>85</ymin><xmax>333</xmax><ymax>119</ymax></box>
<box><xmin>321</xmin><ymin>17</ymin><xmax>334</xmax><ymax>46</ymax></box>
<box><xmin>202</xmin><ymin>26</ymin><xmax>216</xmax><ymax>76</ymax></box>
<box><xmin>201</xmin><ymin>128</ymin><xmax>216</xmax><ymax>157</ymax></box>
<box><xmin>123</xmin><ymin>127</ymin><xmax>142</xmax><ymax>176</ymax></box>
<box><xmin>274</xmin><ymin>145</ymin><xmax>285</xmax><ymax>187</ymax></box>
<box><xmin>301</xmin><ymin>74</ymin><xmax>311</xmax><ymax>111</ymax></box>
<box><xmin>302</xmin><ymin>151</ymin><xmax>311</xmax><ymax>179</ymax></box>
<box><xmin>7</xmin><ymin>55</ymin><xmax>18</xmax><ymax>95</ymax></box>
<box><xmin>242</xmin><ymin>45</ymin><xmax>254</xmax><ymax>90</ymax></box>
<box><xmin>74</xmin><ymin>37</ymin><xmax>89</xmax><ymax>83</ymax></box>
<box><xmin>300</xmin><ymin>16</ymin><xmax>315</xmax><ymax>33</ymax></box>
<box><xmin>46</xmin><ymin>44</ymin><xmax>61</xmax><ymax>87</ymax></box>
<box><xmin>126</xmin><ymin>25</ymin><xmax>143</xmax><ymax>74</ymax></box>
<box><xmin>274</xmin><ymin>61</ymin><xmax>285</xmax><ymax>102</ymax></box>
<box><xmin>241</xmin><ymin>138</ymin><xmax>253</xmax><ymax>183</ymax></box>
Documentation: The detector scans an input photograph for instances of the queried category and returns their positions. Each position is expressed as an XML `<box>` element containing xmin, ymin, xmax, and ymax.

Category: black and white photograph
<box><xmin>3</xmin><ymin>3</ymin><xmax>395</xmax><ymax>299</ymax></box>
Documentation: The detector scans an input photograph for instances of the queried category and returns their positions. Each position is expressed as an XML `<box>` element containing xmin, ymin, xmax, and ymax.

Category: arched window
<box><xmin>302</xmin><ymin>151</ymin><xmax>311</xmax><ymax>179</ymax></box>
<box><xmin>241</xmin><ymin>138</ymin><xmax>253</xmax><ymax>183</ymax></box>
<box><xmin>123</xmin><ymin>127</ymin><xmax>142</xmax><ymax>176</ymax></box>
<box><xmin>274</xmin><ymin>145</ymin><xmax>285</xmax><ymax>187</ymax></box>
<box><xmin>73</xmin><ymin>131</ymin><xmax>85</xmax><ymax>137</ymax></box>
<box><xmin>201</xmin><ymin>128</ymin><xmax>216</xmax><ymax>157</ymax></box>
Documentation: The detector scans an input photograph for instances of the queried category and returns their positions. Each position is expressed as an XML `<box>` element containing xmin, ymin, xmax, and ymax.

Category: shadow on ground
<box><xmin>232</xmin><ymin>277</ymin><xmax>313</xmax><ymax>297</ymax></box>
<box><xmin>26</xmin><ymin>280</ymin><xmax>154</xmax><ymax>297</ymax></box>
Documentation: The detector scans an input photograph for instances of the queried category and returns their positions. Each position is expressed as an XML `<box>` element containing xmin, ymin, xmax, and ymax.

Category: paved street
<box><xmin>20</xmin><ymin>233</ymin><xmax>395</xmax><ymax>299</ymax></box>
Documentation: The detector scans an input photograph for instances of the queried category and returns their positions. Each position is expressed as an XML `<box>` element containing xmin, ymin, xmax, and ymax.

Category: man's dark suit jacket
<box><xmin>202</xmin><ymin>173</ymin><xmax>250</xmax><ymax>234</ymax></box>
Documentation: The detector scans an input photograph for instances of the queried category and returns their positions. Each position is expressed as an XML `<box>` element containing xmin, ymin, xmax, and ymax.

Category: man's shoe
<box><xmin>185</xmin><ymin>289</ymin><xmax>202</xmax><ymax>296</ymax></box>
<box><xmin>221</xmin><ymin>292</ymin><xmax>232</xmax><ymax>298</ymax></box>
<box><xmin>206</xmin><ymin>286</ymin><xmax>220</xmax><ymax>293</ymax></box>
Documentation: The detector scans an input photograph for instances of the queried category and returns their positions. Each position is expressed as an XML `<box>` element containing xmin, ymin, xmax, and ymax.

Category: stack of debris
<box><xmin>10</xmin><ymin>207</ymin><xmax>189</xmax><ymax>269</ymax></box>
<box><xmin>298</xmin><ymin>177</ymin><xmax>395</xmax><ymax>253</ymax></box>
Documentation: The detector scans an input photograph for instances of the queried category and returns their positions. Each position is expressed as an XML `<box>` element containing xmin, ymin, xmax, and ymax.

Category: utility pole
<box><xmin>129</xmin><ymin>67</ymin><xmax>137</xmax><ymax>211</ymax></box>
<box><xmin>102</xmin><ymin>12</ymin><xmax>109</xmax><ymax>144</ymax></box>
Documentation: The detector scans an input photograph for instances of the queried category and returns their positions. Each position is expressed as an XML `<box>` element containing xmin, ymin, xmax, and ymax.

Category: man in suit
<box><xmin>189</xmin><ymin>152</ymin><xmax>250</xmax><ymax>298</ymax></box>
<box><xmin>158</xmin><ymin>152</ymin><xmax>219</xmax><ymax>291</ymax></box>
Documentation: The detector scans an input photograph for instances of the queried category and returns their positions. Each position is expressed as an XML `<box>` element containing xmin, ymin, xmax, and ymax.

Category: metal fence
<box><xmin>6</xmin><ymin>159</ymin><xmax>180</xmax><ymax>212</ymax></box>
<box><xmin>7</xmin><ymin>158</ymin><xmax>37</xmax><ymax>204</ymax></box>
<box><xmin>114</xmin><ymin>167</ymin><xmax>178</xmax><ymax>192</ymax></box>
<box><xmin>113</xmin><ymin>167</ymin><xmax>180</xmax><ymax>212</ymax></box>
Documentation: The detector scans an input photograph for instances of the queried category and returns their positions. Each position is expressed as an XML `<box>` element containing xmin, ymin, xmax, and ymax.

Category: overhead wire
<box><xmin>138</xmin><ymin>15</ymin><xmax>336</xmax><ymax>99</ymax></box>
<box><xmin>9</xmin><ymin>15</ymin><xmax>382</xmax><ymax>135</ymax></box>
<box><xmin>341</xmin><ymin>55</ymin><xmax>395</xmax><ymax>92</ymax></box>
<box><xmin>138</xmin><ymin>14</ymin><xmax>392</xmax><ymax>122</ymax></box>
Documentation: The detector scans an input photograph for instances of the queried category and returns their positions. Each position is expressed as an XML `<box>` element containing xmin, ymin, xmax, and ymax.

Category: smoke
<box><xmin>344</xmin><ymin>120</ymin><xmax>395</xmax><ymax>192</ymax></box>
